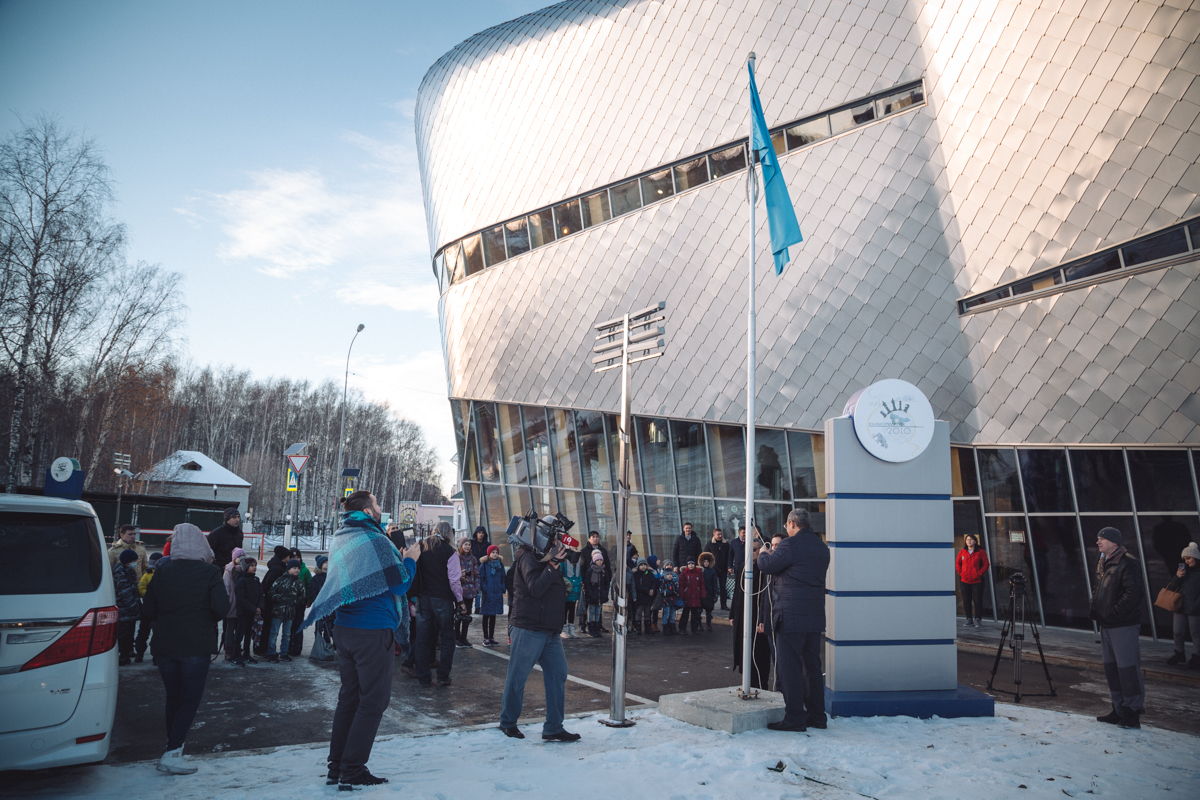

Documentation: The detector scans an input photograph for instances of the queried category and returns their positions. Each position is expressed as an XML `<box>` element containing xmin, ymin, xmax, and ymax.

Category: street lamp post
<box><xmin>592</xmin><ymin>301</ymin><xmax>666</xmax><ymax>729</ymax></box>
<box><xmin>335</xmin><ymin>324</ymin><xmax>365</xmax><ymax>529</ymax></box>
<box><xmin>112</xmin><ymin>452</ymin><xmax>133</xmax><ymax>544</ymax></box>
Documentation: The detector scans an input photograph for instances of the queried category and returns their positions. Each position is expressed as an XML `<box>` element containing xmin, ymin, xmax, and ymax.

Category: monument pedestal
<box><xmin>825</xmin><ymin>684</ymin><xmax>993</xmax><ymax>719</ymax></box>
<box><xmin>657</xmin><ymin>687</ymin><xmax>784</xmax><ymax>733</ymax></box>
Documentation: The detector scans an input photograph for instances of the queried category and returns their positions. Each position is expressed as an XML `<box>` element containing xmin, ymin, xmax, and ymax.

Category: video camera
<box><xmin>1008</xmin><ymin>571</ymin><xmax>1027</xmax><ymax>597</ymax></box>
<box><xmin>506</xmin><ymin>509</ymin><xmax>580</xmax><ymax>561</ymax></box>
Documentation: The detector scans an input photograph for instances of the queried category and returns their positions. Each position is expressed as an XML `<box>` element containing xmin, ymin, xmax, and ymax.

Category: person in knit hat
<box><xmin>1090</xmin><ymin>526</ymin><xmax>1145</xmax><ymax>728</ymax></box>
<box><xmin>1166</xmin><ymin>542</ymin><xmax>1200</xmax><ymax>669</ymax></box>
<box><xmin>208</xmin><ymin>508</ymin><xmax>244</xmax><ymax>571</ymax></box>
<box><xmin>582</xmin><ymin>550</ymin><xmax>611</xmax><ymax>637</ymax></box>
<box><xmin>478</xmin><ymin>544</ymin><xmax>506</xmax><ymax>646</ymax></box>
<box><xmin>266</xmin><ymin>560</ymin><xmax>307</xmax><ymax>662</ymax></box>
<box><xmin>114</xmin><ymin>549</ymin><xmax>142</xmax><ymax>665</ymax></box>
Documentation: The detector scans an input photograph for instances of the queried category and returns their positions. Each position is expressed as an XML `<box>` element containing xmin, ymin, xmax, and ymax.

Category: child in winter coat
<box><xmin>267</xmin><ymin>560</ymin><xmax>306</xmax><ymax>662</ymax></box>
<box><xmin>677</xmin><ymin>559</ymin><xmax>707</xmax><ymax>634</ymax></box>
<box><xmin>658</xmin><ymin>562</ymin><xmax>681</xmax><ymax>635</ymax></box>
<box><xmin>234</xmin><ymin>558</ymin><xmax>263</xmax><ymax>665</ymax></box>
<box><xmin>699</xmin><ymin>552</ymin><xmax>720</xmax><ymax>631</ymax></box>
<box><xmin>632</xmin><ymin>558</ymin><xmax>659</xmax><ymax>634</ymax></box>
<box><xmin>478</xmin><ymin>545</ymin><xmax>506</xmax><ymax>646</ymax></box>
<box><xmin>113</xmin><ymin>549</ymin><xmax>141</xmax><ymax>665</ymax></box>
<box><xmin>583</xmin><ymin>550</ymin><xmax>612</xmax><ymax>637</ymax></box>
<box><xmin>560</xmin><ymin>557</ymin><xmax>582</xmax><ymax>639</ymax></box>
<box><xmin>455</xmin><ymin>537</ymin><xmax>480</xmax><ymax>648</ymax></box>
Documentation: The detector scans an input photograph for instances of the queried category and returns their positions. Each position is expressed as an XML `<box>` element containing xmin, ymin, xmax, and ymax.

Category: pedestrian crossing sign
<box><xmin>287</xmin><ymin>468</ymin><xmax>298</xmax><ymax>492</ymax></box>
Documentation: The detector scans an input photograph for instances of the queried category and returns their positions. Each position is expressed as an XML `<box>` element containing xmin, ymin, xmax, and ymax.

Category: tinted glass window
<box><xmin>610</xmin><ymin>179</ymin><xmax>642</xmax><ymax>217</ymax></box>
<box><xmin>709</xmin><ymin>144</ymin><xmax>746</xmax><ymax>178</ymax></box>
<box><xmin>464</xmin><ymin>484</ymin><xmax>480</xmax><ymax>529</ymax></box>
<box><xmin>483</xmin><ymin>225</ymin><xmax>507</xmax><ymax>267</ymax></box>
<box><xmin>553</xmin><ymin>200</ymin><xmax>583</xmax><ymax>237</ymax></box>
<box><xmin>472</xmin><ymin>402</ymin><xmax>501</xmax><ymax>482</ymax></box>
<box><xmin>878</xmin><ymin>85</ymin><xmax>924</xmax><ymax>115</ymax></box>
<box><xmin>605</xmin><ymin>414</ymin><xmax>641</xmax><ymax>493</ymax></box>
<box><xmin>522</xmin><ymin>406</ymin><xmax>551</xmax><ymax>486</ymax></box>
<box><xmin>576</xmin><ymin>411</ymin><xmax>610</xmax><ymax>491</ymax></box>
<box><xmin>549</xmin><ymin>408</ymin><xmax>580</xmax><ymax>488</ymax></box>
<box><xmin>446</xmin><ymin>243</ymin><xmax>464</xmax><ymax>284</ymax></box>
<box><xmin>451</xmin><ymin>399</ymin><xmax>469</xmax><ymax>468</ymax></box>
<box><xmin>788</xmin><ymin>432</ymin><xmax>819</xmax><ymax>499</ymax></box>
<box><xmin>670</xmin><ymin>420</ymin><xmax>711</xmax><ymax>497</ymax></box>
<box><xmin>754</xmin><ymin>428</ymin><xmax>789</xmax><ymax>501</ymax></box>
<box><xmin>978</xmin><ymin>448</ymin><xmax>1024</xmax><ymax>514</ymax></box>
<box><xmin>584</xmin><ymin>490</ymin><xmax>617</xmax><ymax>543</ymax></box>
<box><xmin>0</xmin><ymin>513</ymin><xmax>102</xmax><ymax>595</ymax></box>
<box><xmin>462</xmin><ymin>233</ymin><xmax>485</xmax><ymax>276</ymax></box>
<box><xmin>1189</xmin><ymin>220</ymin><xmax>1200</xmax><ymax>249</ymax></box>
<box><xmin>786</xmin><ymin>116</ymin><xmax>830</xmax><ymax>149</ymax></box>
<box><xmin>1012</xmin><ymin>272</ymin><xmax>1061</xmax><ymax>295</ymax></box>
<box><xmin>715</xmin><ymin>499</ymin><xmax>746</xmax><ymax>543</ymax></box>
<box><xmin>463</xmin><ymin>408</ymin><xmax>480</xmax><ymax>482</ymax></box>
<box><xmin>481</xmin><ymin>484</ymin><xmax>508</xmax><ymax>532</ymax></box>
<box><xmin>1029</xmin><ymin>516</ymin><xmax>1092</xmax><ymax>629</ymax></box>
<box><xmin>497</xmin><ymin>404</ymin><xmax>526</xmax><ymax>485</ymax></box>
<box><xmin>831</xmin><ymin>101</ymin><xmax>874</xmax><ymax>132</ymax></box>
<box><xmin>644</xmin><ymin>495</ymin><xmax>681</xmax><ymax>560</ymax></box>
<box><xmin>1142</xmin><ymin>513</ymin><xmax>1200</xmax><ymax>634</ymax></box>
<box><xmin>708</xmin><ymin>424</ymin><xmax>745</xmax><ymax>499</ymax></box>
<box><xmin>755</xmin><ymin>503</ymin><xmax>787</xmax><ymax>537</ymax></box>
<box><xmin>678</xmin><ymin>498</ymin><xmax>715</xmax><ymax>537</ymax></box>
<box><xmin>505</xmin><ymin>218</ymin><xmax>530</xmax><ymax>258</ymax></box>
<box><xmin>580</xmin><ymin>190</ymin><xmax>611</xmax><ymax>228</ymax></box>
<box><xmin>953</xmin><ymin>500</ymin><xmax>990</xmax><ymax>616</ymax></box>
<box><xmin>771</xmin><ymin>131</ymin><xmax>785</xmax><ymax>155</ymax></box>
<box><xmin>1127</xmin><ymin>450</ymin><xmax>1195</xmax><ymax>511</ymax></box>
<box><xmin>625</xmin><ymin>495</ymin><xmax>647</xmax><ymax>555</ymax></box>
<box><xmin>528</xmin><ymin>210</ymin><xmax>555</xmax><ymax>248</ymax></box>
<box><xmin>1019</xmin><ymin>449</ymin><xmax>1074</xmax><ymax>513</ymax></box>
<box><xmin>985</xmin><ymin>516</ymin><xmax>1040</xmax><ymax>619</ymax></box>
<box><xmin>641</xmin><ymin>169</ymin><xmax>674</xmax><ymax>202</ymax></box>
<box><xmin>673</xmin><ymin>156</ymin><xmax>709</xmax><ymax>191</ymax></box>
<box><xmin>1069</xmin><ymin>450</ymin><xmax>1130</xmax><ymax>512</ymax></box>
<box><xmin>636</xmin><ymin>417</ymin><xmax>675</xmax><ymax>495</ymax></box>
<box><xmin>951</xmin><ymin>447</ymin><xmax>979</xmax><ymax>496</ymax></box>
<box><xmin>962</xmin><ymin>287</ymin><xmax>1010</xmax><ymax>310</ymax></box>
<box><xmin>1063</xmin><ymin>251</ymin><xmax>1120</xmax><ymax>281</ymax></box>
<box><xmin>1122</xmin><ymin>228</ymin><xmax>1188</xmax><ymax>266</ymax></box>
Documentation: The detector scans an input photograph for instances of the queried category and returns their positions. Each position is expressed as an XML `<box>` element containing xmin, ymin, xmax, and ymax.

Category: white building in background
<box><xmin>417</xmin><ymin>0</ymin><xmax>1200</xmax><ymax>639</ymax></box>
<box><xmin>140</xmin><ymin>450</ymin><xmax>251</xmax><ymax>512</ymax></box>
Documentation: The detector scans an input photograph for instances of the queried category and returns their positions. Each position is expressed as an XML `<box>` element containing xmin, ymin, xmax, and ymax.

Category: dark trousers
<box><xmin>482</xmin><ymin>615</ymin><xmax>497</xmax><ymax>640</ymax></box>
<box><xmin>774</xmin><ymin>631</ymin><xmax>825</xmax><ymax>727</ymax></box>
<box><xmin>454</xmin><ymin>613</ymin><xmax>472</xmax><ymax>642</ymax></box>
<box><xmin>157</xmin><ymin>655</ymin><xmax>211</xmax><ymax>750</ymax></box>
<box><xmin>329</xmin><ymin>626</ymin><xmax>395</xmax><ymax>781</ymax></box>
<box><xmin>415</xmin><ymin>596</ymin><xmax>456</xmax><ymax>683</ymax></box>
<box><xmin>117</xmin><ymin>620</ymin><xmax>137</xmax><ymax>660</ymax></box>
<box><xmin>718</xmin><ymin>572</ymin><xmax>729</xmax><ymax>609</ymax></box>
<box><xmin>1101</xmin><ymin>625</ymin><xmax>1145</xmax><ymax>715</ymax></box>
<box><xmin>135</xmin><ymin>618</ymin><xmax>152</xmax><ymax>656</ymax></box>
<box><xmin>235</xmin><ymin>614</ymin><xmax>255</xmax><ymax>658</ymax></box>
<box><xmin>961</xmin><ymin>581</ymin><xmax>984</xmax><ymax>620</ymax></box>
<box><xmin>680</xmin><ymin>606</ymin><xmax>702</xmax><ymax>631</ymax></box>
<box><xmin>564</xmin><ymin>602</ymin><xmax>575</xmax><ymax>624</ymax></box>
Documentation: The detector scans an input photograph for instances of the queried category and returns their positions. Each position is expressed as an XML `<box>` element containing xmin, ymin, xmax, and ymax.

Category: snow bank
<box><xmin>14</xmin><ymin>705</ymin><xmax>1199</xmax><ymax>799</ymax></box>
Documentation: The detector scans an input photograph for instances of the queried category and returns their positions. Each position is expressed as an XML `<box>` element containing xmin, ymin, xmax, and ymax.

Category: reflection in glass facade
<box><xmin>456</xmin><ymin>399</ymin><xmax>1200</xmax><ymax>640</ymax></box>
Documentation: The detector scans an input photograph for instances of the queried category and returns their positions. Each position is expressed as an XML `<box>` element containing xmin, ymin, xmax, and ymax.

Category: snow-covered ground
<box><xmin>9</xmin><ymin>705</ymin><xmax>1198</xmax><ymax>799</ymax></box>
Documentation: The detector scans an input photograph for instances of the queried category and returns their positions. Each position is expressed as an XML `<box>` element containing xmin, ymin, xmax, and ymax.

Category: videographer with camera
<box><xmin>1090</xmin><ymin>526</ymin><xmax>1146</xmax><ymax>729</ymax></box>
<box><xmin>499</xmin><ymin>513</ymin><xmax>582</xmax><ymax>742</ymax></box>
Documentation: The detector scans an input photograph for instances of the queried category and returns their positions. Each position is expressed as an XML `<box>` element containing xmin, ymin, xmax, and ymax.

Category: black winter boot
<box><xmin>633</xmin><ymin>622</ymin><xmax>642</xmax><ymax>635</ymax></box>
<box><xmin>1189</xmin><ymin>654</ymin><xmax>1200</xmax><ymax>670</ymax></box>
<box><xmin>706</xmin><ymin>622</ymin><xmax>713</xmax><ymax>632</ymax></box>
<box><xmin>1167</xmin><ymin>650</ymin><xmax>1186</xmax><ymax>665</ymax></box>
<box><xmin>1096</xmin><ymin>707</ymin><xmax>1122</xmax><ymax>724</ymax></box>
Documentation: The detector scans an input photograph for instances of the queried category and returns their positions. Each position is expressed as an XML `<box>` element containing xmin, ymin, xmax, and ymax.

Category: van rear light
<box><xmin>76</xmin><ymin>732</ymin><xmax>107</xmax><ymax>744</ymax></box>
<box><xmin>20</xmin><ymin>606</ymin><xmax>119</xmax><ymax>672</ymax></box>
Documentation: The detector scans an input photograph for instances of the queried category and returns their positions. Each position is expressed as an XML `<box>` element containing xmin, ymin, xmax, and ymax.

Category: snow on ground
<box><xmin>10</xmin><ymin>705</ymin><xmax>1199</xmax><ymax>800</ymax></box>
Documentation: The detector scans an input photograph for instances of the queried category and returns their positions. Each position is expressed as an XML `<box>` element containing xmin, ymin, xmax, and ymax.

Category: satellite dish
<box><xmin>50</xmin><ymin>457</ymin><xmax>80</xmax><ymax>483</ymax></box>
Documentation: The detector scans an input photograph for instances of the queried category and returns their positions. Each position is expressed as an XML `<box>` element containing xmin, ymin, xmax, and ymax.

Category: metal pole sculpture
<box><xmin>593</xmin><ymin>302</ymin><xmax>666</xmax><ymax>727</ymax></box>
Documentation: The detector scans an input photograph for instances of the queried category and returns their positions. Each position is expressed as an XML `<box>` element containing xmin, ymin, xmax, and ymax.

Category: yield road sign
<box><xmin>287</xmin><ymin>469</ymin><xmax>298</xmax><ymax>492</ymax></box>
<box><xmin>287</xmin><ymin>455</ymin><xmax>310</xmax><ymax>474</ymax></box>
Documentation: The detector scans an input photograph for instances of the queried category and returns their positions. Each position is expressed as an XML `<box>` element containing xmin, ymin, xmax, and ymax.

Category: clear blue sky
<box><xmin>0</xmin><ymin>0</ymin><xmax>548</xmax><ymax>493</ymax></box>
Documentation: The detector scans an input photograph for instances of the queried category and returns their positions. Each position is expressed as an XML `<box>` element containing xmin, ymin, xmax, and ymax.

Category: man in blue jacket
<box><xmin>756</xmin><ymin>508</ymin><xmax>829</xmax><ymax>732</ymax></box>
<box><xmin>304</xmin><ymin>490</ymin><xmax>417</xmax><ymax>789</ymax></box>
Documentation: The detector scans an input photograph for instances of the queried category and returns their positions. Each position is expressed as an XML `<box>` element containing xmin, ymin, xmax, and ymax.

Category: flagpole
<box><xmin>741</xmin><ymin>51</ymin><xmax>757</xmax><ymax>698</ymax></box>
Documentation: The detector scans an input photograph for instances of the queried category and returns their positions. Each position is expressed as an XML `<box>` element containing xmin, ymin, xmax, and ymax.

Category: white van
<box><xmin>0</xmin><ymin>495</ymin><xmax>119</xmax><ymax>770</ymax></box>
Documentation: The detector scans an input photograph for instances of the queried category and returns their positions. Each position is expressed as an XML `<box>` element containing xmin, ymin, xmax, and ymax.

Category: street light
<box><xmin>592</xmin><ymin>301</ymin><xmax>667</xmax><ymax>729</ymax></box>
<box><xmin>112</xmin><ymin>453</ymin><xmax>132</xmax><ymax>542</ymax></box>
<box><xmin>335</xmin><ymin>324</ymin><xmax>365</xmax><ymax>530</ymax></box>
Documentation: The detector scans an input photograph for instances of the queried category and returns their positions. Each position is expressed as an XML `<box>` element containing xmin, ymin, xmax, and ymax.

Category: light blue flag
<box><xmin>748</xmin><ymin>61</ymin><xmax>803</xmax><ymax>275</ymax></box>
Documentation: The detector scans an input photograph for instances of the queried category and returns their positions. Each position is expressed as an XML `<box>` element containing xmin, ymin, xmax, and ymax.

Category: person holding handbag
<box><xmin>1165</xmin><ymin>542</ymin><xmax>1200</xmax><ymax>669</ymax></box>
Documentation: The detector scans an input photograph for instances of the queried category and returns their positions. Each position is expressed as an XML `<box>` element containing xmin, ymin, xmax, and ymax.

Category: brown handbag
<box><xmin>1154</xmin><ymin>587</ymin><xmax>1183</xmax><ymax>613</ymax></box>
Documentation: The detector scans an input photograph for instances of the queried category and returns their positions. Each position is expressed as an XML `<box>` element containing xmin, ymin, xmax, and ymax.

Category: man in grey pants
<box><xmin>1089</xmin><ymin>526</ymin><xmax>1146</xmax><ymax>729</ymax></box>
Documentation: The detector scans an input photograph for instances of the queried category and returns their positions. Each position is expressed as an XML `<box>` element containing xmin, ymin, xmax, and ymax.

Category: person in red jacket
<box><xmin>677</xmin><ymin>558</ymin><xmax>707</xmax><ymax>635</ymax></box>
<box><xmin>956</xmin><ymin>534</ymin><xmax>990</xmax><ymax>628</ymax></box>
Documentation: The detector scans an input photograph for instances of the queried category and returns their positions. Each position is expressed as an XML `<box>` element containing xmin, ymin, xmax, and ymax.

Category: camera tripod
<box><xmin>986</xmin><ymin>574</ymin><xmax>1056</xmax><ymax>702</ymax></box>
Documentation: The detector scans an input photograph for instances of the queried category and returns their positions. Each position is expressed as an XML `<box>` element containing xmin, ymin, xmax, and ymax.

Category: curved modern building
<box><xmin>418</xmin><ymin>0</ymin><xmax>1200</xmax><ymax>639</ymax></box>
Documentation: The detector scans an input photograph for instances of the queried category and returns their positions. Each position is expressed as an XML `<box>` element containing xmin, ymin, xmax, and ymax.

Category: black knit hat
<box><xmin>1097</xmin><ymin>527</ymin><xmax>1123</xmax><ymax>546</ymax></box>
<box><xmin>224</xmin><ymin>507</ymin><xmax>240</xmax><ymax>521</ymax></box>
<box><xmin>287</xmin><ymin>559</ymin><xmax>302</xmax><ymax>570</ymax></box>
<box><xmin>119</xmin><ymin>549</ymin><xmax>139</xmax><ymax>564</ymax></box>
<box><xmin>274</xmin><ymin>545</ymin><xmax>291</xmax><ymax>559</ymax></box>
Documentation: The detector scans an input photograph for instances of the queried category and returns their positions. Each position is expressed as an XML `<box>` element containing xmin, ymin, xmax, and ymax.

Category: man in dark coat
<box><xmin>756</xmin><ymin>508</ymin><xmax>829</xmax><ymax>732</ymax></box>
<box><xmin>499</xmin><ymin>536</ymin><xmax>579</xmax><ymax>742</ymax></box>
<box><xmin>708</xmin><ymin>528</ymin><xmax>731</xmax><ymax>610</ymax></box>
<box><xmin>672</xmin><ymin>523</ymin><xmax>702</xmax><ymax>570</ymax></box>
<box><xmin>1090</xmin><ymin>527</ymin><xmax>1145</xmax><ymax>728</ymax></box>
<box><xmin>207</xmin><ymin>508</ymin><xmax>243</xmax><ymax>570</ymax></box>
<box><xmin>257</xmin><ymin>545</ymin><xmax>291</xmax><ymax>653</ymax></box>
<box><xmin>412</xmin><ymin>522</ymin><xmax>462</xmax><ymax>687</ymax></box>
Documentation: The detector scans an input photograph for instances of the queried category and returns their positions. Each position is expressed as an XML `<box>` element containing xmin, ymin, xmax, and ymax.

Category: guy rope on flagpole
<box><xmin>741</xmin><ymin>51</ymin><xmax>805</xmax><ymax>699</ymax></box>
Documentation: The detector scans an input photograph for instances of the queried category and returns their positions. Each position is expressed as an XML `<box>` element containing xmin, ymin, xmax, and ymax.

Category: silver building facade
<box><xmin>417</xmin><ymin>0</ymin><xmax>1200</xmax><ymax>638</ymax></box>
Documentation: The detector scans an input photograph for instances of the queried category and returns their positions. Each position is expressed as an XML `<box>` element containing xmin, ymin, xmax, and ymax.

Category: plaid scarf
<box><xmin>302</xmin><ymin>511</ymin><xmax>409</xmax><ymax>630</ymax></box>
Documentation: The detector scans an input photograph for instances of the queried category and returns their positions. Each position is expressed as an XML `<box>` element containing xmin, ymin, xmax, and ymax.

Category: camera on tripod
<box><xmin>1008</xmin><ymin>571</ymin><xmax>1027</xmax><ymax>597</ymax></box>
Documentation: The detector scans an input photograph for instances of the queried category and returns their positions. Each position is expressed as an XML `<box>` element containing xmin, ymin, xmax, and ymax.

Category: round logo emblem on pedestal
<box><xmin>843</xmin><ymin>379</ymin><xmax>935</xmax><ymax>463</ymax></box>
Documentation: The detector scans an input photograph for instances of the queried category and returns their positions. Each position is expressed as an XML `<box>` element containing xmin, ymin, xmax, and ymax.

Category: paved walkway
<box><xmin>954</xmin><ymin>617</ymin><xmax>1200</xmax><ymax>686</ymax></box>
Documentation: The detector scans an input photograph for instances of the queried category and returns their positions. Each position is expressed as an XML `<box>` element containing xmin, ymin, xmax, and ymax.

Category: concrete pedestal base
<box><xmin>825</xmin><ymin>684</ymin><xmax>994</xmax><ymax>719</ymax></box>
<box><xmin>658</xmin><ymin>687</ymin><xmax>785</xmax><ymax>734</ymax></box>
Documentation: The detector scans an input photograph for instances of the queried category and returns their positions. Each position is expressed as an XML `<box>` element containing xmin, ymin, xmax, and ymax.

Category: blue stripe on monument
<box><xmin>826</xmin><ymin>493</ymin><xmax>951</xmax><ymax>500</ymax></box>
<box><xmin>827</xmin><ymin>639</ymin><xmax>955</xmax><ymax>647</ymax></box>
<box><xmin>827</xmin><ymin>542</ymin><xmax>953</xmax><ymax>548</ymax></box>
<box><xmin>827</xmin><ymin>590</ymin><xmax>955</xmax><ymax>597</ymax></box>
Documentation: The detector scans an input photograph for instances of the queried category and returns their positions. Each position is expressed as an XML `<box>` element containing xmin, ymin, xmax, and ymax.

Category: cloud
<box><xmin>336</xmin><ymin>279</ymin><xmax>439</xmax><ymax>316</ymax></box>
